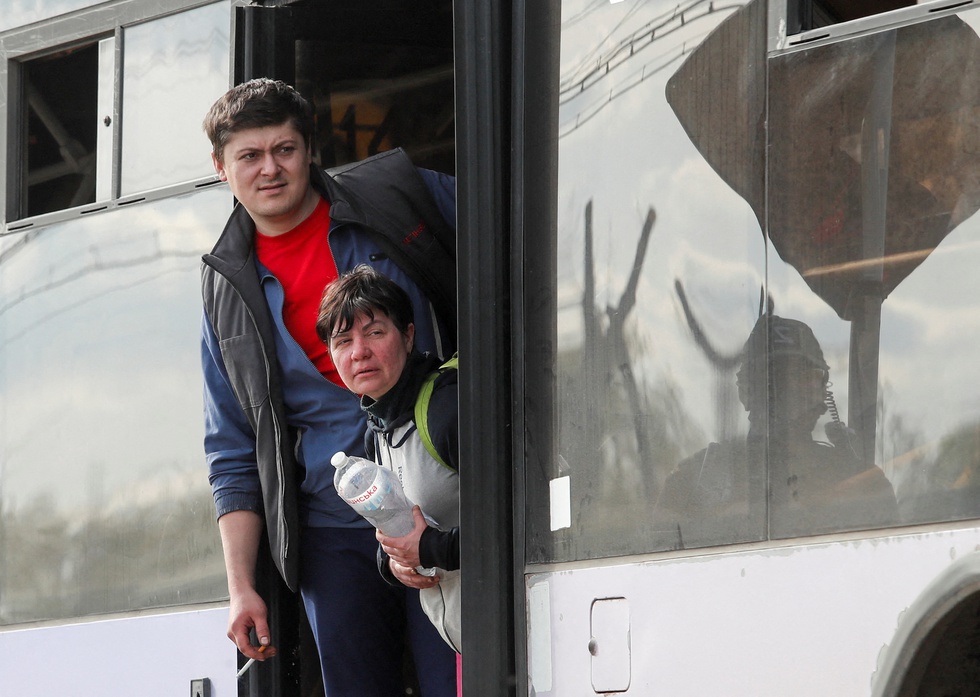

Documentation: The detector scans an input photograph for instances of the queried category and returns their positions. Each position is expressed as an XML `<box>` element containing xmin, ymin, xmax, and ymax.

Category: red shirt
<box><xmin>254</xmin><ymin>198</ymin><xmax>345</xmax><ymax>387</ymax></box>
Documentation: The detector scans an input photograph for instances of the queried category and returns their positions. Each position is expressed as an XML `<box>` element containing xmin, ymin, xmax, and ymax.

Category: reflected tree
<box><xmin>560</xmin><ymin>200</ymin><xmax>701</xmax><ymax>554</ymax></box>
<box><xmin>0</xmin><ymin>484</ymin><xmax>224</xmax><ymax>625</ymax></box>
<box><xmin>673</xmin><ymin>278</ymin><xmax>753</xmax><ymax>443</ymax></box>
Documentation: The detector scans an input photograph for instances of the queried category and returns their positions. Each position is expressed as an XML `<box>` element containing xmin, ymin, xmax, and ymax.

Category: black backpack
<box><xmin>319</xmin><ymin>149</ymin><xmax>457</xmax><ymax>352</ymax></box>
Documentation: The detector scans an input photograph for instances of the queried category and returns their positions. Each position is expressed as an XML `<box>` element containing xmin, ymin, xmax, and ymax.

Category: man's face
<box><xmin>770</xmin><ymin>355</ymin><xmax>828</xmax><ymax>430</ymax></box>
<box><xmin>212</xmin><ymin>123</ymin><xmax>316</xmax><ymax>235</ymax></box>
<box><xmin>328</xmin><ymin>310</ymin><xmax>415</xmax><ymax>400</ymax></box>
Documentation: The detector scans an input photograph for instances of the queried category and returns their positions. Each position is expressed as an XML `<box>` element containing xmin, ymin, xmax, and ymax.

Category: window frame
<box><xmin>0</xmin><ymin>0</ymin><xmax>237</xmax><ymax>233</ymax></box>
<box><xmin>769</xmin><ymin>0</ymin><xmax>978</xmax><ymax>51</ymax></box>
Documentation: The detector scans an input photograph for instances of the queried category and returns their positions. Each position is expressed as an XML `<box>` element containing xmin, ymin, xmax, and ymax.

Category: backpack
<box><xmin>412</xmin><ymin>352</ymin><xmax>461</xmax><ymax>653</ymax></box>
<box><xmin>323</xmin><ymin>149</ymin><xmax>457</xmax><ymax>350</ymax></box>
<box><xmin>414</xmin><ymin>353</ymin><xmax>459</xmax><ymax>471</ymax></box>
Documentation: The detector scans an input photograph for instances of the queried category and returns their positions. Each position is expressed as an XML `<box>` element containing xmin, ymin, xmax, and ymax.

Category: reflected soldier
<box><xmin>656</xmin><ymin>315</ymin><xmax>898</xmax><ymax>543</ymax></box>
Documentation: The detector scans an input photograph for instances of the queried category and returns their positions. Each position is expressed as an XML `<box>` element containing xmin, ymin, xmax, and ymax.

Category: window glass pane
<box><xmin>120</xmin><ymin>1</ymin><xmax>229</xmax><ymax>195</ymax></box>
<box><xmin>0</xmin><ymin>187</ymin><xmax>229</xmax><ymax>624</ymax></box>
<box><xmin>539</xmin><ymin>0</ymin><xmax>980</xmax><ymax>563</ymax></box>
<box><xmin>767</xmin><ymin>8</ymin><xmax>980</xmax><ymax>536</ymax></box>
<box><xmin>537</xmin><ymin>0</ymin><xmax>764</xmax><ymax>563</ymax></box>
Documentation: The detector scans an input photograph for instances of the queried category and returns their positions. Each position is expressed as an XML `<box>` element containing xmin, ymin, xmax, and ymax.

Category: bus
<box><xmin>4</xmin><ymin>0</ymin><xmax>980</xmax><ymax>695</ymax></box>
<box><xmin>518</xmin><ymin>1</ymin><xmax>980</xmax><ymax>695</ymax></box>
<box><xmin>0</xmin><ymin>1</ymin><xmax>454</xmax><ymax>694</ymax></box>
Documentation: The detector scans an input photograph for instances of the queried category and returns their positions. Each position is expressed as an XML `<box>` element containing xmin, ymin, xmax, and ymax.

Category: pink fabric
<box><xmin>456</xmin><ymin>653</ymin><xmax>462</xmax><ymax>696</ymax></box>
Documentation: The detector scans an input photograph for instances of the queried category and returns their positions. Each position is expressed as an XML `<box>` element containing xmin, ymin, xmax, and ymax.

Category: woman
<box><xmin>316</xmin><ymin>264</ymin><xmax>461</xmax><ymax>655</ymax></box>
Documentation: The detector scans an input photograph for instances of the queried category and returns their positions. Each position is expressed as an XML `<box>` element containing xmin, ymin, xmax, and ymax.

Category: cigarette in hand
<box><xmin>236</xmin><ymin>644</ymin><xmax>267</xmax><ymax>679</ymax></box>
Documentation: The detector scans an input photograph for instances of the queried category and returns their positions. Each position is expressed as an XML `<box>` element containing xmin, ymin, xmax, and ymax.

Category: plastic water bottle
<box><xmin>331</xmin><ymin>452</ymin><xmax>416</xmax><ymax>537</ymax></box>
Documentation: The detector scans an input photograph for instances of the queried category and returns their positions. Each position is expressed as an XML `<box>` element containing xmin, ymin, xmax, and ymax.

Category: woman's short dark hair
<box><xmin>316</xmin><ymin>265</ymin><xmax>415</xmax><ymax>344</ymax></box>
<box><xmin>203</xmin><ymin>78</ymin><xmax>315</xmax><ymax>162</ymax></box>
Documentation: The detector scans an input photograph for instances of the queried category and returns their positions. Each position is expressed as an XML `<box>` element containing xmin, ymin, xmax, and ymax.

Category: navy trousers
<box><xmin>299</xmin><ymin>525</ymin><xmax>457</xmax><ymax>696</ymax></box>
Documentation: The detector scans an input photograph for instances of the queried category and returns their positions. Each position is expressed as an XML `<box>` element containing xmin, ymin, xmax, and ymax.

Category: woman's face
<box><xmin>328</xmin><ymin>309</ymin><xmax>415</xmax><ymax>400</ymax></box>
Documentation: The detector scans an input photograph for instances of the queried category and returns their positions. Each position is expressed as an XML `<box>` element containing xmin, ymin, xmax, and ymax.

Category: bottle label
<box><xmin>342</xmin><ymin>471</ymin><xmax>391</xmax><ymax>512</ymax></box>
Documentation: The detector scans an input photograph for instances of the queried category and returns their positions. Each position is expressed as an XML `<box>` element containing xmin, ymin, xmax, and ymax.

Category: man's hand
<box><xmin>377</xmin><ymin>505</ymin><xmax>426</xmax><ymax>569</ymax></box>
<box><xmin>227</xmin><ymin>586</ymin><xmax>277</xmax><ymax>660</ymax></box>
<box><xmin>218</xmin><ymin>510</ymin><xmax>277</xmax><ymax>660</ymax></box>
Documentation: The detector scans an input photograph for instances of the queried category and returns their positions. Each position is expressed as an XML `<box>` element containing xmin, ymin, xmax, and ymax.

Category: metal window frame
<box><xmin>454</xmin><ymin>0</ymin><xmax>561</xmax><ymax>693</ymax></box>
<box><xmin>769</xmin><ymin>0</ymin><xmax>978</xmax><ymax>53</ymax></box>
<box><xmin>0</xmin><ymin>0</ymin><xmax>239</xmax><ymax>232</ymax></box>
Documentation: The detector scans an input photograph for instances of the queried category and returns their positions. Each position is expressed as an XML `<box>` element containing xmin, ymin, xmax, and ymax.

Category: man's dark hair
<box><xmin>203</xmin><ymin>78</ymin><xmax>315</xmax><ymax>162</ymax></box>
<box><xmin>316</xmin><ymin>265</ymin><xmax>415</xmax><ymax>344</ymax></box>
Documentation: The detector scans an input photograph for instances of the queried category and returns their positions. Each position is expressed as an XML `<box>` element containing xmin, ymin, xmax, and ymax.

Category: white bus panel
<box><xmin>528</xmin><ymin>526</ymin><xmax>980</xmax><ymax>695</ymax></box>
<box><xmin>0</xmin><ymin>606</ymin><xmax>235</xmax><ymax>696</ymax></box>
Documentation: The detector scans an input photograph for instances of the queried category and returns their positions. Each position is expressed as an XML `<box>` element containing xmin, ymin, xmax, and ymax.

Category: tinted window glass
<box><xmin>0</xmin><ymin>187</ymin><xmax>228</xmax><ymax>624</ymax></box>
<box><xmin>534</xmin><ymin>0</ymin><xmax>980</xmax><ymax>564</ymax></box>
<box><xmin>786</xmin><ymin>0</ymin><xmax>917</xmax><ymax>35</ymax></box>
<box><xmin>533</xmin><ymin>0</ymin><xmax>764</xmax><ymax>563</ymax></box>
<box><xmin>768</xmin><ymin>8</ymin><xmax>980</xmax><ymax>535</ymax></box>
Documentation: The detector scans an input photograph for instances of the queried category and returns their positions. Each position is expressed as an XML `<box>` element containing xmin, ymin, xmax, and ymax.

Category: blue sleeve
<box><xmin>416</xmin><ymin>168</ymin><xmax>456</xmax><ymax>231</ymax></box>
<box><xmin>201</xmin><ymin>312</ymin><xmax>264</xmax><ymax>519</ymax></box>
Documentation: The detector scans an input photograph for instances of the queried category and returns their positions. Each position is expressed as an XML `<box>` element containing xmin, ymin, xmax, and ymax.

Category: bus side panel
<box><xmin>527</xmin><ymin>528</ymin><xmax>980</xmax><ymax>696</ymax></box>
<box><xmin>0</xmin><ymin>607</ymin><xmax>235</xmax><ymax>695</ymax></box>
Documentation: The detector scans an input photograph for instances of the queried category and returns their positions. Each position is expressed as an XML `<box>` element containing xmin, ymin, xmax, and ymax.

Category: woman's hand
<box><xmin>388</xmin><ymin>558</ymin><xmax>441</xmax><ymax>589</ymax></box>
<box><xmin>377</xmin><ymin>505</ymin><xmax>427</xmax><ymax>569</ymax></box>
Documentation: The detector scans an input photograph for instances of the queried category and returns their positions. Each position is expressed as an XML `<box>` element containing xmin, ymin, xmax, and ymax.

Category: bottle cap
<box><xmin>330</xmin><ymin>452</ymin><xmax>347</xmax><ymax>468</ymax></box>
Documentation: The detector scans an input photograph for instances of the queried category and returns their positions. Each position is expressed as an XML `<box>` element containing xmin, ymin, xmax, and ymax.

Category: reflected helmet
<box><xmin>736</xmin><ymin>315</ymin><xmax>830</xmax><ymax>414</ymax></box>
<box><xmin>742</xmin><ymin>315</ymin><xmax>829</xmax><ymax>371</ymax></box>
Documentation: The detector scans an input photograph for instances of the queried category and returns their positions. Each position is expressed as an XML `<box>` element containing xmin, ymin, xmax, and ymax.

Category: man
<box><xmin>656</xmin><ymin>315</ymin><xmax>898</xmax><ymax>543</ymax></box>
<box><xmin>200</xmin><ymin>78</ymin><xmax>457</xmax><ymax>696</ymax></box>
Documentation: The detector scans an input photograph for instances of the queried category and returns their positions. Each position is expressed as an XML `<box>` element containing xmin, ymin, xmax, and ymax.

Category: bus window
<box><xmin>5</xmin><ymin>0</ymin><xmax>230</xmax><ymax>222</ymax></box>
<box><xmin>767</xmin><ymin>8</ymin><xmax>980</xmax><ymax>534</ymax></box>
<box><xmin>19</xmin><ymin>43</ymin><xmax>100</xmax><ymax>218</ymax></box>
<box><xmin>1</xmin><ymin>0</ymin><xmax>94</xmax><ymax>34</ymax></box>
<box><xmin>535</xmin><ymin>0</ymin><xmax>980</xmax><ymax>565</ymax></box>
<box><xmin>531</xmin><ymin>0</ymin><xmax>767</xmax><ymax>563</ymax></box>
<box><xmin>0</xmin><ymin>187</ymin><xmax>229</xmax><ymax>624</ymax></box>
<box><xmin>119</xmin><ymin>1</ymin><xmax>230</xmax><ymax>195</ymax></box>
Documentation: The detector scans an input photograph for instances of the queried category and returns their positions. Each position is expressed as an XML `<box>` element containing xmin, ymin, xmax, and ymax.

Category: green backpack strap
<box><xmin>414</xmin><ymin>353</ymin><xmax>459</xmax><ymax>471</ymax></box>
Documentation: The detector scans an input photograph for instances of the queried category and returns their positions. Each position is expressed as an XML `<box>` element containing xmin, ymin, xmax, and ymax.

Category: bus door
<box><xmin>231</xmin><ymin>3</ymin><xmax>454</xmax><ymax>694</ymax></box>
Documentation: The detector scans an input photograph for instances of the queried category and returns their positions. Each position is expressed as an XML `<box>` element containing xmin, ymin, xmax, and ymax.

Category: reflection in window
<box><xmin>657</xmin><ymin>314</ymin><xmax>899</xmax><ymax>544</ymax></box>
<box><xmin>767</xmin><ymin>10</ymin><xmax>980</xmax><ymax>530</ymax></box>
<box><xmin>540</xmin><ymin>0</ymin><xmax>980</xmax><ymax>564</ymax></box>
<box><xmin>0</xmin><ymin>188</ymin><xmax>229</xmax><ymax>624</ymax></box>
<box><xmin>120</xmin><ymin>1</ymin><xmax>230</xmax><ymax>195</ymax></box>
<box><xmin>0</xmin><ymin>0</ymin><xmax>93</xmax><ymax>34</ymax></box>
<box><xmin>538</xmin><ymin>0</ymin><xmax>763</xmax><ymax>563</ymax></box>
